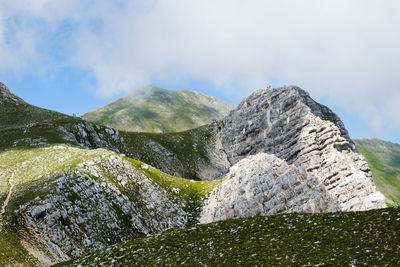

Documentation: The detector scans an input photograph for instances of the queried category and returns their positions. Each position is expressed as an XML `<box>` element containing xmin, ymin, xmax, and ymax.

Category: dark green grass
<box><xmin>121</xmin><ymin>125</ymin><xmax>216</xmax><ymax>180</ymax></box>
<box><xmin>58</xmin><ymin>207</ymin><xmax>400</xmax><ymax>266</ymax></box>
<box><xmin>355</xmin><ymin>138</ymin><xmax>400</xmax><ymax>205</ymax></box>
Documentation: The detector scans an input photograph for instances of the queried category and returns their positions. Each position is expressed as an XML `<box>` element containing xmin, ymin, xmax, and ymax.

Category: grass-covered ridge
<box><xmin>59</xmin><ymin>207</ymin><xmax>400</xmax><ymax>266</ymax></box>
<box><xmin>355</xmin><ymin>138</ymin><xmax>400</xmax><ymax>205</ymax></box>
<box><xmin>82</xmin><ymin>86</ymin><xmax>234</xmax><ymax>133</ymax></box>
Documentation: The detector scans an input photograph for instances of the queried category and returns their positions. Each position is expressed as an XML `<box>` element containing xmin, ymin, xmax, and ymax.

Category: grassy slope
<box><xmin>0</xmin><ymin>86</ymin><xmax>67</xmax><ymax>130</ymax></box>
<box><xmin>0</xmin><ymin>227</ymin><xmax>39</xmax><ymax>266</ymax></box>
<box><xmin>0</xmin><ymin>146</ymin><xmax>219</xmax><ymax>265</ymax></box>
<box><xmin>59</xmin><ymin>207</ymin><xmax>400</xmax><ymax>266</ymax></box>
<box><xmin>0</xmin><ymin>85</ymin><xmax>76</xmax><ymax>150</ymax></box>
<box><xmin>354</xmin><ymin>138</ymin><xmax>400</xmax><ymax>205</ymax></box>
<box><xmin>82</xmin><ymin>86</ymin><xmax>234</xmax><ymax>133</ymax></box>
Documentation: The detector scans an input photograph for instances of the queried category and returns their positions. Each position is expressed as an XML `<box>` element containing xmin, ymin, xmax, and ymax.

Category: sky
<box><xmin>0</xmin><ymin>0</ymin><xmax>399</xmax><ymax>144</ymax></box>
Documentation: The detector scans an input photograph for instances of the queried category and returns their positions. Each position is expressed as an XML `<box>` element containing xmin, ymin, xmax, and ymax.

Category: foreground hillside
<box><xmin>82</xmin><ymin>86</ymin><xmax>234</xmax><ymax>133</ymax></box>
<box><xmin>355</xmin><ymin>138</ymin><xmax>400</xmax><ymax>205</ymax></box>
<box><xmin>60</xmin><ymin>207</ymin><xmax>400</xmax><ymax>266</ymax></box>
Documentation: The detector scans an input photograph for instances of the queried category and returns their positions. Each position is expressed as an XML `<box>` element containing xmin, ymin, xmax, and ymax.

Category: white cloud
<box><xmin>0</xmin><ymin>0</ymin><xmax>399</xmax><ymax>139</ymax></box>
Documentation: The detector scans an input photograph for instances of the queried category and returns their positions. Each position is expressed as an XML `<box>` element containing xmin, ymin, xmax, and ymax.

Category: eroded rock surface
<box><xmin>200</xmin><ymin>153</ymin><xmax>340</xmax><ymax>223</ymax></box>
<box><xmin>59</xmin><ymin>121</ymin><xmax>125</xmax><ymax>153</ymax></box>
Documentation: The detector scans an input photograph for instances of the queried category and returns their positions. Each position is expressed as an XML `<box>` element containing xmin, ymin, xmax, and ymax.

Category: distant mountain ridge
<box><xmin>82</xmin><ymin>86</ymin><xmax>235</xmax><ymax>133</ymax></box>
<box><xmin>354</xmin><ymin>138</ymin><xmax>400</xmax><ymax>205</ymax></box>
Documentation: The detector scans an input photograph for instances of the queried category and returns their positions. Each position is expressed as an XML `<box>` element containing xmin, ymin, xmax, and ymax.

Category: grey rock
<box><xmin>16</xmin><ymin>152</ymin><xmax>190</xmax><ymax>264</ymax></box>
<box><xmin>200</xmin><ymin>153</ymin><xmax>340</xmax><ymax>223</ymax></box>
<box><xmin>31</xmin><ymin>205</ymin><xmax>46</xmax><ymax>219</ymax></box>
<box><xmin>204</xmin><ymin>85</ymin><xmax>386</xmax><ymax>211</ymax></box>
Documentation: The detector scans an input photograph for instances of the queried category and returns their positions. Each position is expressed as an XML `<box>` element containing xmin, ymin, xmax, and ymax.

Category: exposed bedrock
<box><xmin>208</xmin><ymin>86</ymin><xmax>386</xmax><ymax>211</ymax></box>
<box><xmin>200</xmin><ymin>153</ymin><xmax>340</xmax><ymax>223</ymax></box>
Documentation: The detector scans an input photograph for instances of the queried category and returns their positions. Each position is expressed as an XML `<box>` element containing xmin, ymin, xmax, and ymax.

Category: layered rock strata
<box><xmin>211</xmin><ymin>86</ymin><xmax>386</xmax><ymax>211</ymax></box>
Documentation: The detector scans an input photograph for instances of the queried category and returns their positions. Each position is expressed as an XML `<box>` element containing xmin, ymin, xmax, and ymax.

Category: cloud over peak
<box><xmin>1</xmin><ymin>0</ymin><xmax>399</xmax><ymax>139</ymax></box>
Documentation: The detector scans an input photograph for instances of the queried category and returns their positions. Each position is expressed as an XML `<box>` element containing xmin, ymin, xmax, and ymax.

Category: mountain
<box><xmin>0</xmin><ymin>82</ymin><xmax>392</xmax><ymax>265</ymax></box>
<box><xmin>82</xmin><ymin>86</ymin><xmax>235</xmax><ymax>133</ymax></box>
<box><xmin>60</xmin><ymin>207</ymin><xmax>400</xmax><ymax>266</ymax></box>
<box><xmin>354</xmin><ymin>138</ymin><xmax>400</xmax><ymax>205</ymax></box>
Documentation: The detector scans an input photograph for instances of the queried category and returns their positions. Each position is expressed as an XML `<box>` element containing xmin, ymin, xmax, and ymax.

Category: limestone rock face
<box><xmin>200</xmin><ymin>153</ymin><xmax>340</xmax><ymax>223</ymax></box>
<box><xmin>212</xmin><ymin>86</ymin><xmax>386</xmax><ymax>211</ymax></box>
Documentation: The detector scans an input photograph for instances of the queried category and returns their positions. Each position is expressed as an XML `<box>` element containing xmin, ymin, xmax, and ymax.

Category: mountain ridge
<box><xmin>354</xmin><ymin>138</ymin><xmax>400</xmax><ymax>204</ymax></box>
<box><xmin>82</xmin><ymin>86</ymin><xmax>235</xmax><ymax>133</ymax></box>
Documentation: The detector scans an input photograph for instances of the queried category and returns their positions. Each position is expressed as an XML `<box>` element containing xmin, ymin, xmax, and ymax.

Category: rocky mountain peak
<box><xmin>204</xmin><ymin>85</ymin><xmax>386</xmax><ymax>211</ymax></box>
<box><xmin>219</xmin><ymin>85</ymin><xmax>355</xmax><ymax>166</ymax></box>
<box><xmin>237</xmin><ymin>85</ymin><xmax>352</xmax><ymax>146</ymax></box>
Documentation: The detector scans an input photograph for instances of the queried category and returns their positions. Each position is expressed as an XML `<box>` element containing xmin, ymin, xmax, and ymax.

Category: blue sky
<box><xmin>1</xmin><ymin>1</ymin><xmax>399</xmax><ymax>144</ymax></box>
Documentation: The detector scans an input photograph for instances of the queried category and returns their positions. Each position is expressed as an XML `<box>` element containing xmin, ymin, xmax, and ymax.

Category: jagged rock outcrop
<box><xmin>18</xmin><ymin>168</ymin><xmax>187</xmax><ymax>263</ymax></box>
<box><xmin>58</xmin><ymin>121</ymin><xmax>125</xmax><ymax>153</ymax></box>
<box><xmin>207</xmin><ymin>86</ymin><xmax>386</xmax><ymax>211</ymax></box>
<box><xmin>200</xmin><ymin>153</ymin><xmax>340</xmax><ymax>223</ymax></box>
